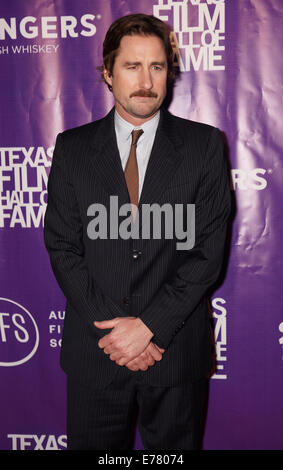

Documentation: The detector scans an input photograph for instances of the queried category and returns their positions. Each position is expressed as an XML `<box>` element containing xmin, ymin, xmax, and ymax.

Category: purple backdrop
<box><xmin>0</xmin><ymin>0</ymin><xmax>282</xmax><ymax>450</ymax></box>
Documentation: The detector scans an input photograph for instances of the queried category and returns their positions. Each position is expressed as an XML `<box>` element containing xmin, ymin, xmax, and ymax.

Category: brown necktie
<box><xmin>124</xmin><ymin>129</ymin><xmax>144</xmax><ymax>220</ymax></box>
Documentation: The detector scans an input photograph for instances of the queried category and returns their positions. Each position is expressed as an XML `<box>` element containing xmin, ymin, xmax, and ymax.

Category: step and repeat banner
<box><xmin>0</xmin><ymin>0</ymin><xmax>282</xmax><ymax>450</ymax></box>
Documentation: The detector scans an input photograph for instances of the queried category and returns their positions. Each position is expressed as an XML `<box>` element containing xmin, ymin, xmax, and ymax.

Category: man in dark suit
<box><xmin>44</xmin><ymin>13</ymin><xmax>231</xmax><ymax>450</ymax></box>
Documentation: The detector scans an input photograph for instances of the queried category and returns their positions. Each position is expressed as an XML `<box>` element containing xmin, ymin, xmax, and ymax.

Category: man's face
<box><xmin>104</xmin><ymin>34</ymin><xmax>168</xmax><ymax>124</ymax></box>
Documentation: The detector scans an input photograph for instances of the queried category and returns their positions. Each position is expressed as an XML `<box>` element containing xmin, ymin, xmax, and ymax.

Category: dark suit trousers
<box><xmin>66</xmin><ymin>366</ymin><xmax>208</xmax><ymax>450</ymax></box>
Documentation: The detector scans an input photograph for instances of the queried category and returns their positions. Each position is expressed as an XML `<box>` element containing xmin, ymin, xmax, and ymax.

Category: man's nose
<box><xmin>138</xmin><ymin>68</ymin><xmax>153</xmax><ymax>89</ymax></box>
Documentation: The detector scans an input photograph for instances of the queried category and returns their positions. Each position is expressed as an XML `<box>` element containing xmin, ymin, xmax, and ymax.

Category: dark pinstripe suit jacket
<box><xmin>44</xmin><ymin>107</ymin><xmax>231</xmax><ymax>388</ymax></box>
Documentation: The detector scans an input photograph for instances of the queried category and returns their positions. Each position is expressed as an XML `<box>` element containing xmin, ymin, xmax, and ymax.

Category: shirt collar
<box><xmin>114</xmin><ymin>109</ymin><xmax>160</xmax><ymax>142</ymax></box>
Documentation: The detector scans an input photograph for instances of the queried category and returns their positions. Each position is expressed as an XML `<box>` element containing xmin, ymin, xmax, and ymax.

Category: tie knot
<box><xmin>131</xmin><ymin>129</ymin><xmax>144</xmax><ymax>146</ymax></box>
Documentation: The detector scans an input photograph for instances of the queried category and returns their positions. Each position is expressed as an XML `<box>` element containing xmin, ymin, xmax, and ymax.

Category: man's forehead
<box><xmin>116</xmin><ymin>34</ymin><xmax>167</xmax><ymax>57</ymax></box>
<box><xmin>119</xmin><ymin>34</ymin><xmax>165</xmax><ymax>49</ymax></box>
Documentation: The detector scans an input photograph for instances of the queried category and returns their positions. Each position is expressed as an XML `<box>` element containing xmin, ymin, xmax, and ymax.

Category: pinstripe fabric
<box><xmin>44</xmin><ymin>107</ymin><xmax>231</xmax><ymax>389</ymax></box>
<box><xmin>66</xmin><ymin>375</ymin><xmax>137</xmax><ymax>450</ymax></box>
<box><xmin>66</xmin><ymin>373</ymin><xmax>208</xmax><ymax>450</ymax></box>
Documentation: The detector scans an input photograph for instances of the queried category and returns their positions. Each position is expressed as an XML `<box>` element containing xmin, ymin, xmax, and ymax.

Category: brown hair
<box><xmin>98</xmin><ymin>13</ymin><xmax>175</xmax><ymax>90</ymax></box>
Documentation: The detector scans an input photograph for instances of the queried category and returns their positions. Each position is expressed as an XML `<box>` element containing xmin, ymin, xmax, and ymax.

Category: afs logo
<box><xmin>0</xmin><ymin>297</ymin><xmax>39</xmax><ymax>367</ymax></box>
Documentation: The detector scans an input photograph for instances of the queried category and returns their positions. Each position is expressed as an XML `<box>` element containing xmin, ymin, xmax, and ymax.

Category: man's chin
<box><xmin>128</xmin><ymin>103</ymin><xmax>160</xmax><ymax>119</ymax></box>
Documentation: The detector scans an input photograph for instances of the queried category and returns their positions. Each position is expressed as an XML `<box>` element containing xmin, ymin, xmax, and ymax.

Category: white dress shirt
<box><xmin>114</xmin><ymin>109</ymin><xmax>160</xmax><ymax>200</ymax></box>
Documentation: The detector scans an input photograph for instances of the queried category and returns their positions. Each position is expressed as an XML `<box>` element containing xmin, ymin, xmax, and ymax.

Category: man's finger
<box><xmin>127</xmin><ymin>357</ymin><xmax>149</xmax><ymax>371</ymax></box>
<box><xmin>110</xmin><ymin>352</ymin><xmax>123</xmax><ymax>362</ymax></box>
<box><xmin>147</xmin><ymin>343</ymin><xmax>163</xmax><ymax>361</ymax></box>
<box><xmin>94</xmin><ymin>319</ymin><xmax>118</xmax><ymax>329</ymax></box>
<box><xmin>153</xmin><ymin>344</ymin><xmax>165</xmax><ymax>354</ymax></box>
<box><xmin>103</xmin><ymin>345</ymin><xmax>115</xmax><ymax>355</ymax></box>
<box><xmin>98</xmin><ymin>335</ymin><xmax>111</xmax><ymax>349</ymax></box>
<box><xmin>126</xmin><ymin>358</ymin><xmax>146</xmax><ymax>371</ymax></box>
<box><xmin>126</xmin><ymin>361</ymin><xmax>139</xmax><ymax>371</ymax></box>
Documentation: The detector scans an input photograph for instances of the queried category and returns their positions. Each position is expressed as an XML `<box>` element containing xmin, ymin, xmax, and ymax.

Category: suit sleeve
<box><xmin>44</xmin><ymin>133</ymin><xmax>126</xmax><ymax>337</ymax></box>
<box><xmin>139</xmin><ymin>127</ymin><xmax>231</xmax><ymax>349</ymax></box>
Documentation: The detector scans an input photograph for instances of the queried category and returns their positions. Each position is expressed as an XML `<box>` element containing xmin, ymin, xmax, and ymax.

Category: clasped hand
<box><xmin>94</xmin><ymin>316</ymin><xmax>165</xmax><ymax>371</ymax></box>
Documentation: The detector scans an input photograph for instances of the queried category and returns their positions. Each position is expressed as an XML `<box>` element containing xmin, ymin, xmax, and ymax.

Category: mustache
<box><xmin>130</xmin><ymin>90</ymin><xmax>158</xmax><ymax>98</ymax></box>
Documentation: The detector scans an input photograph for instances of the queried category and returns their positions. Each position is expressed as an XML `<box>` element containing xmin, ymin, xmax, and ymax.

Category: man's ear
<box><xmin>103</xmin><ymin>68</ymin><xmax>113</xmax><ymax>87</ymax></box>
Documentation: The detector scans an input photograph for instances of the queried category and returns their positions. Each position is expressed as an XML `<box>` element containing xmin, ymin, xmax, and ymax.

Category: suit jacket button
<box><xmin>123</xmin><ymin>296</ymin><xmax>130</xmax><ymax>305</ymax></box>
<box><xmin>132</xmin><ymin>250</ymin><xmax>141</xmax><ymax>259</ymax></box>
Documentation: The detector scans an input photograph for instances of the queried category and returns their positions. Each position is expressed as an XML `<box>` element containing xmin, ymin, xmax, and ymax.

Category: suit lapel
<box><xmin>138</xmin><ymin>108</ymin><xmax>184</xmax><ymax>208</ymax></box>
<box><xmin>89</xmin><ymin>107</ymin><xmax>130</xmax><ymax>206</ymax></box>
<box><xmin>134</xmin><ymin>108</ymin><xmax>184</xmax><ymax>236</ymax></box>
